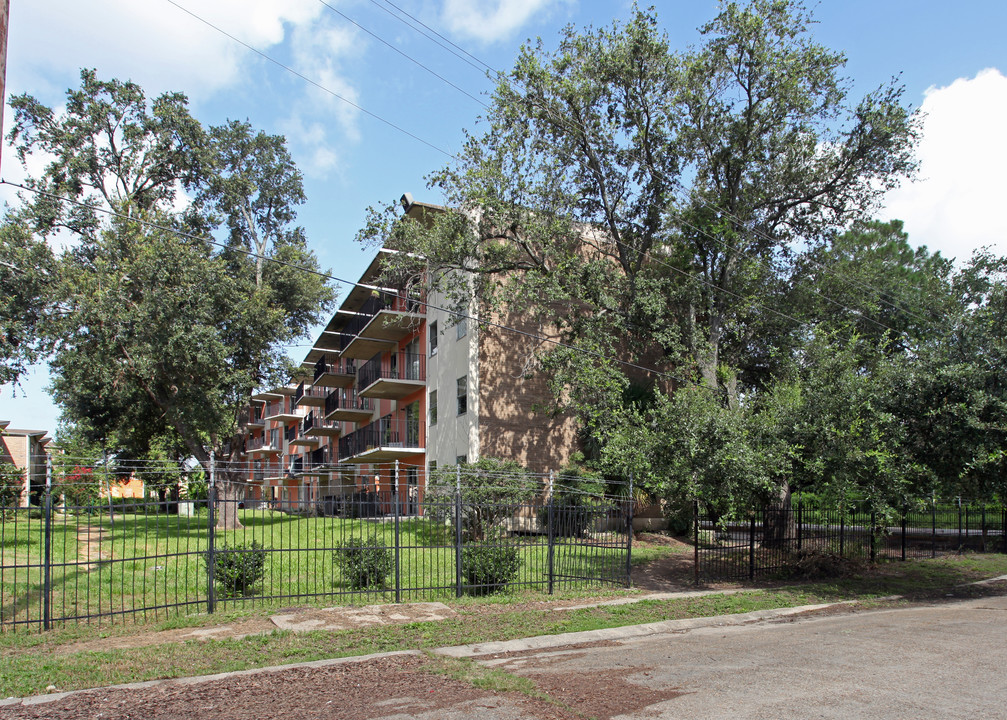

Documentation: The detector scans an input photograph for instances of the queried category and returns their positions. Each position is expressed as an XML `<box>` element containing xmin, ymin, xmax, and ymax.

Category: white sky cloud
<box><xmin>882</xmin><ymin>68</ymin><xmax>1007</xmax><ymax>263</ymax></box>
<box><xmin>441</xmin><ymin>0</ymin><xmax>563</xmax><ymax>43</ymax></box>
<box><xmin>10</xmin><ymin>0</ymin><xmax>331</xmax><ymax>100</ymax></box>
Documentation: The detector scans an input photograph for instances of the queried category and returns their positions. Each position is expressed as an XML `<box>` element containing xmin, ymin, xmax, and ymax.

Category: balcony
<box><xmin>338</xmin><ymin>413</ymin><xmax>423</xmax><ymax>463</ymax></box>
<box><xmin>302</xmin><ymin>409</ymin><xmax>341</xmax><ymax>438</ymax></box>
<box><xmin>246</xmin><ymin>433</ymin><xmax>279</xmax><ymax>455</ymax></box>
<box><xmin>324</xmin><ymin>388</ymin><xmax>375</xmax><ymax>423</ymax></box>
<box><xmin>293</xmin><ymin>381</ymin><xmax>328</xmax><ymax>409</ymax></box>
<box><xmin>263</xmin><ymin>398</ymin><xmax>301</xmax><ymax>424</ymax></box>
<box><xmin>263</xmin><ymin>459</ymin><xmax>288</xmax><ymax>481</ymax></box>
<box><xmin>245</xmin><ymin>404</ymin><xmax>266</xmax><ymax>428</ymax></box>
<box><xmin>357</xmin><ymin>351</ymin><xmax>426</xmax><ymax>400</ymax></box>
<box><xmin>341</xmin><ymin>293</ymin><xmax>423</xmax><ymax>360</ymax></box>
<box><xmin>291</xmin><ymin>446</ymin><xmax>333</xmax><ymax>477</ymax></box>
<box><xmin>312</xmin><ymin>355</ymin><xmax>356</xmax><ymax>389</ymax></box>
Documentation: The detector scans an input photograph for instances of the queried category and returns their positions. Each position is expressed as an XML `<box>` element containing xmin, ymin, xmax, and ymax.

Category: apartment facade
<box><xmin>237</xmin><ymin>198</ymin><xmax>580</xmax><ymax>512</ymax></box>
<box><xmin>0</xmin><ymin>421</ymin><xmax>52</xmax><ymax>506</ymax></box>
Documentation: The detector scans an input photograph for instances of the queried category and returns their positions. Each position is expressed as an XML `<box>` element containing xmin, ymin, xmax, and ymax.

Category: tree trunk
<box><xmin>215</xmin><ymin>472</ymin><xmax>245</xmax><ymax>530</ymax></box>
<box><xmin>762</xmin><ymin>482</ymin><xmax>795</xmax><ymax>548</ymax></box>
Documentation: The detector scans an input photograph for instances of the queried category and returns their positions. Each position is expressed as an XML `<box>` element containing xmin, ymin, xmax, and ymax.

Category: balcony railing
<box><xmin>338</xmin><ymin>413</ymin><xmax>422</xmax><ymax>461</ymax></box>
<box><xmin>339</xmin><ymin>292</ymin><xmax>423</xmax><ymax>351</ymax></box>
<box><xmin>358</xmin><ymin>351</ymin><xmax>425</xmax><ymax>390</ymax></box>
<box><xmin>324</xmin><ymin>388</ymin><xmax>374</xmax><ymax>418</ymax></box>
<box><xmin>294</xmin><ymin>382</ymin><xmax>328</xmax><ymax>407</ymax></box>
<box><xmin>246</xmin><ymin>434</ymin><xmax>277</xmax><ymax>453</ymax></box>
<box><xmin>247</xmin><ymin>405</ymin><xmax>265</xmax><ymax>425</ymax></box>
<box><xmin>285</xmin><ymin>425</ymin><xmax>296</xmax><ymax>443</ymax></box>
<box><xmin>263</xmin><ymin>399</ymin><xmax>284</xmax><ymax>419</ymax></box>
<box><xmin>252</xmin><ymin>460</ymin><xmax>284</xmax><ymax>481</ymax></box>
<box><xmin>290</xmin><ymin>447</ymin><xmax>332</xmax><ymax>475</ymax></box>
<box><xmin>314</xmin><ymin>355</ymin><xmax>357</xmax><ymax>381</ymax></box>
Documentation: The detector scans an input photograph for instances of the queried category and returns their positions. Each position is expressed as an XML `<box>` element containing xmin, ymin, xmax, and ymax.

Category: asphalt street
<box><xmin>463</xmin><ymin>595</ymin><xmax>1007</xmax><ymax>719</ymax></box>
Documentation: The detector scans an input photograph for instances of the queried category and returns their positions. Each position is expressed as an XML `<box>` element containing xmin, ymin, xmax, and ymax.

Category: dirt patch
<box><xmin>635</xmin><ymin>533</ymin><xmax>691</xmax><ymax>549</ymax></box>
<box><xmin>59</xmin><ymin>602</ymin><xmax>456</xmax><ymax>655</ymax></box>
<box><xmin>525</xmin><ymin>666</ymin><xmax>687</xmax><ymax>719</ymax></box>
<box><xmin>0</xmin><ymin>654</ymin><xmax>581</xmax><ymax>720</ymax></box>
<box><xmin>76</xmin><ymin>527</ymin><xmax>108</xmax><ymax>571</ymax></box>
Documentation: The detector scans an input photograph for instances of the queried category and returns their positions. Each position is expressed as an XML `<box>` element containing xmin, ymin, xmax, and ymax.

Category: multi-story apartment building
<box><xmin>238</xmin><ymin>197</ymin><xmax>580</xmax><ymax>513</ymax></box>
<box><xmin>0</xmin><ymin>421</ymin><xmax>52</xmax><ymax>506</ymax></box>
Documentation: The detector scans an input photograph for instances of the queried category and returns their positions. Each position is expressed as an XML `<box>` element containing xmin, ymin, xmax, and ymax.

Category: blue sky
<box><xmin>3</xmin><ymin>0</ymin><xmax>1006</xmax><ymax>432</ymax></box>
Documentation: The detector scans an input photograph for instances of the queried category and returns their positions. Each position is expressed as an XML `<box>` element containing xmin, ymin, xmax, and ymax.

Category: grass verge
<box><xmin>0</xmin><ymin>553</ymin><xmax>1004</xmax><ymax>698</ymax></box>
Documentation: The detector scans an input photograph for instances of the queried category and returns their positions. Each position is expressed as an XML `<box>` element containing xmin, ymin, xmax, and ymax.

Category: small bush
<box><xmin>461</xmin><ymin>544</ymin><xmax>521</xmax><ymax>595</ymax></box>
<box><xmin>334</xmin><ymin>541</ymin><xmax>393</xmax><ymax>590</ymax></box>
<box><xmin>207</xmin><ymin>541</ymin><xmax>267</xmax><ymax>597</ymax></box>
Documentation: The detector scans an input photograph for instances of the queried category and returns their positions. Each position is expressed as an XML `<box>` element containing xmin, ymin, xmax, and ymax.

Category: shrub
<box><xmin>461</xmin><ymin>544</ymin><xmax>521</xmax><ymax>595</ymax></box>
<box><xmin>207</xmin><ymin>541</ymin><xmax>267</xmax><ymax>597</ymax></box>
<box><xmin>334</xmin><ymin>541</ymin><xmax>393</xmax><ymax>590</ymax></box>
<box><xmin>0</xmin><ymin>463</ymin><xmax>22</xmax><ymax>510</ymax></box>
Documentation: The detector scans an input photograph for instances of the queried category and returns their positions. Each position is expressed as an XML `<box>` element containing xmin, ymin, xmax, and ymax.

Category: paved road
<box><xmin>466</xmin><ymin>595</ymin><xmax>1007</xmax><ymax>719</ymax></box>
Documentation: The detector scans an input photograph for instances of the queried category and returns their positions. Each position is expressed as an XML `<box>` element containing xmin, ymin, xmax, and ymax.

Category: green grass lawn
<box><xmin>0</xmin><ymin>507</ymin><xmax>632</xmax><ymax>629</ymax></box>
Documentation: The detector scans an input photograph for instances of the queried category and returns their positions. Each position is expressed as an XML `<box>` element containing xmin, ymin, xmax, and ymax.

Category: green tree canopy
<box><xmin>9</xmin><ymin>70</ymin><xmax>335</xmax><ymax>528</ymax></box>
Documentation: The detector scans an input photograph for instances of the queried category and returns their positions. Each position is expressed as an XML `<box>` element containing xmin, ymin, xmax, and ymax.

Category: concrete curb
<box><xmin>432</xmin><ymin>602</ymin><xmax>837</xmax><ymax>658</ymax></box>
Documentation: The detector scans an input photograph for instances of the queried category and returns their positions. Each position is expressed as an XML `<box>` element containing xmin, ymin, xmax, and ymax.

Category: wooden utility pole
<box><xmin>0</xmin><ymin>0</ymin><xmax>9</xmax><ymax>175</ymax></box>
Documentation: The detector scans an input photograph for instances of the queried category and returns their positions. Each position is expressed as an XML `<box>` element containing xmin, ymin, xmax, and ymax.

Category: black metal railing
<box><xmin>285</xmin><ymin>425</ymin><xmax>296</xmax><ymax>443</ymax></box>
<box><xmin>313</xmin><ymin>355</ymin><xmax>357</xmax><ymax>381</ymax></box>
<box><xmin>357</xmin><ymin>351</ymin><xmax>425</xmax><ymax>390</ymax></box>
<box><xmin>338</xmin><ymin>413</ymin><xmax>421</xmax><ymax>460</ymax></box>
<box><xmin>2</xmin><ymin>472</ymin><xmax>630</xmax><ymax>631</ymax></box>
<box><xmin>324</xmin><ymin>388</ymin><xmax>374</xmax><ymax>417</ymax></box>
<box><xmin>695</xmin><ymin>496</ymin><xmax>1007</xmax><ymax>582</ymax></box>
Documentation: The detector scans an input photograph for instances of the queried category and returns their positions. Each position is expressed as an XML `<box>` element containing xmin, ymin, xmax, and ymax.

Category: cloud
<box><xmin>882</xmin><ymin>68</ymin><xmax>1007</xmax><ymax>263</ymax></box>
<box><xmin>9</xmin><ymin>0</ymin><xmax>332</xmax><ymax>100</ymax></box>
<box><xmin>441</xmin><ymin>0</ymin><xmax>563</xmax><ymax>43</ymax></box>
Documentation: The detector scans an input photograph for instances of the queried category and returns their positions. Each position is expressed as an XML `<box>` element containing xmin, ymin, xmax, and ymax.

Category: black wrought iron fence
<box><xmin>0</xmin><ymin>483</ymin><xmax>631</xmax><ymax>631</ymax></box>
<box><xmin>695</xmin><ymin>496</ymin><xmax>1007</xmax><ymax>582</ymax></box>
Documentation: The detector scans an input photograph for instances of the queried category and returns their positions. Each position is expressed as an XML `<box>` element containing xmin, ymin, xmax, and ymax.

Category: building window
<box><xmin>457</xmin><ymin>375</ymin><xmax>467</xmax><ymax>415</ymax></box>
<box><xmin>429</xmin><ymin>389</ymin><xmax>438</xmax><ymax>426</ymax></box>
<box><xmin>456</xmin><ymin>316</ymin><xmax>467</xmax><ymax>340</ymax></box>
<box><xmin>429</xmin><ymin>321</ymin><xmax>438</xmax><ymax>356</ymax></box>
<box><xmin>456</xmin><ymin>455</ymin><xmax>468</xmax><ymax>465</ymax></box>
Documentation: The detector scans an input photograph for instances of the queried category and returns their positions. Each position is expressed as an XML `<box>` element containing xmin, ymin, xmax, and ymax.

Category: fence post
<box><xmin>43</xmin><ymin>455</ymin><xmax>52</xmax><ymax>631</ymax></box>
<box><xmin>207</xmin><ymin>451</ymin><xmax>216</xmax><ymax>615</ymax></box>
<box><xmin>454</xmin><ymin>470</ymin><xmax>463</xmax><ymax>598</ymax></box>
<box><xmin>547</xmin><ymin>471</ymin><xmax>555</xmax><ymax>595</ymax></box>
<box><xmin>906</xmin><ymin>503</ymin><xmax>914</xmax><ymax>559</ymax></box>
<box><xmin>103</xmin><ymin>449</ymin><xmax>114</xmax><ymax>524</ymax></box>
<box><xmin>869</xmin><ymin>510</ymin><xmax>876</xmax><ymax>563</ymax></box>
<box><xmin>981</xmin><ymin>505</ymin><xmax>986</xmax><ymax>553</ymax></box>
<box><xmin>839</xmin><ymin>507</ymin><xmax>845</xmax><ymax>558</ymax></box>
<box><xmin>393</xmin><ymin>461</ymin><xmax>401</xmax><ymax>604</ymax></box>
<box><xmin>931</xmin><ymin>496</ymin><xmax>936</xmax><ymax>559</ymax></box>
<box><xmin>1002</xmin><ymin>507</ymin><xmax>1007</xmax><ymax>554</ymax></box>
<box><xmin>625</xmin><ymin>472</ymin><xmax>634</xmax><ymax>589</ymax></box>
<box><xmin>796</xmin><ymin>494</ymin><xmax>803</xmax><ymax>551</ymax></box>
<box><xmin>957</xmin><ymin>497</ymin><xmax>963</xmax><ymax>554</ymax></box>
<box><xmin>693</xmin><ymin>499</ymin><xmax>700</xmax><ymax>586</ymax></box>
<box><xmin>748</xmin><ymin>514</ymin><xmax>755</xmax><ymax>581</ymax></box>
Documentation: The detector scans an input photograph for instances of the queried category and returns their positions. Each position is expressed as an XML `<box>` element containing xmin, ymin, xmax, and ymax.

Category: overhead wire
<box><xmin>0</xmin><ymin>179</ymin><xmax>692</xmax><ymax>389</ymax></box>
<box><xmin>359</xmin><ymin>3</ymin><xmax>943</xmax><ymax>335</ymax></box>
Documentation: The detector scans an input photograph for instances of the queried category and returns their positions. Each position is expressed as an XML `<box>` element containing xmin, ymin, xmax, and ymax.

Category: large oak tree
<box><xmin>9</xmin><ymin>70</ymin><xmax>335</xmax><ymax>528</ymax></box>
